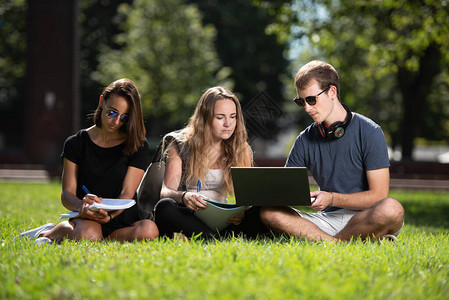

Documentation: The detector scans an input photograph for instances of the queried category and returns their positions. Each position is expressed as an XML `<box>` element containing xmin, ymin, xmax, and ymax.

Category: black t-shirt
<box><xmin>61</xmin><ymin>129</ymin><xmax>150</xmax><ymax>200</ymax></box>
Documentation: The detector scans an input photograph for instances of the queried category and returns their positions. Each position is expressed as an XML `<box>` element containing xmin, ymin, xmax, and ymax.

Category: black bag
<box><xmin>136</xmin><ymin>132</ymin><xmax>180</xmax><ymax>220</ymax></box>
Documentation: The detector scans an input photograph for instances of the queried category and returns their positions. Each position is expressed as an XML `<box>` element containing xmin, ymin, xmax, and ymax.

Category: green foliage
<box><xmin>94</xmin><ymin>0</ymin><xmax>225</xmax><ymax>130</ymax></box>
<box><xmin>321</xmin><ymin>1</ymin><xmax>449</xmax><ymax>155</ymax></box>
<box><xmin>0</xmin><ymin>0</ymin><xmax>27</xmax><ymax>107</ymax></box>
<box><xmin>188</xmin><ymin>0</ymin><xmax>291</xmax><ymax>141</ymax></box>
<box><xmin>260</xmin><ymin>0</ymin><xmax>449</xmax><ymax>158</ymax></box>
<box><xmin>191</xmin><ymin>0</ymin><xmax>290</xmax><ymax>106</ymax></box>
<box><xmin>0</xmin><ymin>0</ymin><xmax>27</xmax><ymax>150</ymax></box>
<box><xmin>79</xmin><ymin>0</ymin><xmax>133</xmax><ymax>128</ymax></box>
<box><xmin>2</xmin><ymin>182</ymin><xmax>449</xmax><ymax>299</ymax></box>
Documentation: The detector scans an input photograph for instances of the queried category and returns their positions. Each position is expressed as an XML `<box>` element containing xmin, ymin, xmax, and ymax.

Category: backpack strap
<box><xmin>161</xmin><ymin>130</ymin><xmax>188</xmax><ymax>191</ymax></box>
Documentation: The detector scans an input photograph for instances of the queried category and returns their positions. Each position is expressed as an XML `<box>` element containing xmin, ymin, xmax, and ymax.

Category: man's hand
<box><xmin>309</xmin><ymin>191</ymin><xmax>334</xmax><ymax>211</ymax></box>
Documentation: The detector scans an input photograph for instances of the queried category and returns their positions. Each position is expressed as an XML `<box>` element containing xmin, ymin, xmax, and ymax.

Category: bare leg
<box><xmin>260</xmin><ymin>206</ymin><xmax>337</xmax><ymax>242</ymax></box>
<box><xmin>42</xmin><ymin>219</ymin><xmax>103</xmax><ymax>243</ymax></box>
<box><xmin>106</xmin><ymin>219</ymin><xmax>159</xmax><ymax>242</ymax></box>
<box><xmin>336</xmin><ymin>197</ymin><xmax>404</xmax><ymax>241</ymax></box>
<box><xmin>41</xmin><ymin>221</ymin><xmax>74</xmax><ymax>243</ymax></box>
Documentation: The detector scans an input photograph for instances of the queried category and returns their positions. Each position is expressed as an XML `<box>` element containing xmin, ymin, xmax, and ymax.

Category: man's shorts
<box><xmin>293</xmin><ymin>208</ymin><xmax>403</xmax><ymax>237</ymax></box>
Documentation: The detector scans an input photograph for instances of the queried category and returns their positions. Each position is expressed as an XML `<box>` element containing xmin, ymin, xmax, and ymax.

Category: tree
<box><xmin>262</xmin><ymin>0</ymin><xmax>449</xmax><ymax>160</ymax></box>
<box><xmin>190</xmin><ymin>0</ymin><xmax>289</xmax><ymax>104</ymax></box>
<box><xmin>190</xmin><ymin>0</ymin><xmax>290</xmax><ymax>140</ymax></box>
<box><xmin>94</xmin><ymin>0</ymin><xmax>225</xmax><ymax>136</ymax></box>
<box><xmin>0</xmin><ymin>0</ymin><xmax>27</xmax><ymax>152</ymax></box>
<box><xmin>79</xmin><ymin>0</ymin><xmax>132</xmax><ymax>129</ymax></box>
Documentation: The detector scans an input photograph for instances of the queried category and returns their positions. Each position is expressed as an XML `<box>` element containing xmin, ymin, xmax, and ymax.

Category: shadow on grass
<box><xmin>402</xmin><ymin>199</ymin><xmax>449</xmax><ymax>229</ymax></box>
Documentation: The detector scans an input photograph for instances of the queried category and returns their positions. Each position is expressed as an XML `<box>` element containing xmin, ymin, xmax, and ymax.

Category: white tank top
<box><xmin>186</xmin><ymin>169</ymin><xmax>227</xmax><ymax>203</ymax></box>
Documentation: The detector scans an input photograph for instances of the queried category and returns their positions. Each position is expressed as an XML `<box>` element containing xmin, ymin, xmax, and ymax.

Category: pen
<box><xmin>197</xmin><ymin>180</ymin><xmax>201</xmax><ymax>193</ymax></box>
<box><xmin>82</xmin><ymin>185</ymin><xmax>91</xmax><ymax>195</ymax></box>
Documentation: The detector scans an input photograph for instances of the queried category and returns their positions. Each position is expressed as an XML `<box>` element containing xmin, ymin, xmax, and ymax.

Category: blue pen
<box><xmin>197</xmin><ymin>180</ymin><xmax>201</xmax><ymax>193</ymax></box>
<box><xmin>82</xmin><ymin>185</ymin><xmax>91</xmax><ymax>195</ymax></box>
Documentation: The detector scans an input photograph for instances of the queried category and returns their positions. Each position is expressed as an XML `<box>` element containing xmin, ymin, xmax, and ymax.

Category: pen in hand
<box><xmin>196</xmin><ymin>179</ymin><xmax>207</xmax><ymax>210</ymax></box>
<box><xmin>82</xmin><ymin>185</ymin><xmax>91</xmax><ymax>195</ymax></box>
<box><xmin>82</xmin><ymin>185</ymin><xmax>101</xmax><ymax>203</ymax></box>
<box><xmin>81</xmin><ymin>186</ymin><xmax>105</xmax><ymax>217</ymax></box>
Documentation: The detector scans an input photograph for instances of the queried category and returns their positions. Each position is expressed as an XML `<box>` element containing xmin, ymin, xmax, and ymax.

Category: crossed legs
<box><xmin>106</xmin><ymin>219</ymin><xmax>158</xmax><ymax>242</ymax></box>
<box><xmin>336</xmin><ymin>197</ymin><xmax>404</xmax><ymax>241</ymax></box>
<box><xmin>260</xmin><ymin>197</ymin><xmax>404</xmax><ymax>242</ymax></box>
<box><xmin>41</xmin><ymin>218</ymin><xmax>158</xmax><ymax>243</ymax></box>
<box><xmin>41</xmin><ymin>219</ymin><xmax>102</xmax><ymax>243</ymax></box>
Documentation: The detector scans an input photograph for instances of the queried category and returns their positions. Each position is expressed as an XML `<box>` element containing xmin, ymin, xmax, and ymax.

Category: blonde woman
<box><xmin>154</xmin><ymin>86</ymin><xmax>265</xmax><ymax>239</ymax></box>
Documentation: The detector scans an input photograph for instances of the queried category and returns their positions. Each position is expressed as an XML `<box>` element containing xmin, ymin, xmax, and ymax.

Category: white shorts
<box><xmin>293</xmin><ymin>208</ymin><xmax>403</xmax><ymax>237</ymax></box>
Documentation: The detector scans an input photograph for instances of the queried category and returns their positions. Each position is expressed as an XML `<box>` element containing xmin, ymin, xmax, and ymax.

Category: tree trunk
<box><xmin>396</xmin><ymin>44</ymin><xmax>442</xmax><ymax>161</ymax></box>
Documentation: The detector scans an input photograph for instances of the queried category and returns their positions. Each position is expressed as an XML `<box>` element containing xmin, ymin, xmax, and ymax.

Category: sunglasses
<box><xmin>104</xmin><ymin>105</ymin><xmax>129</xmax><ymax>123</ymax></box>
<box><xmin>293</xmin><ymin>86</ymin><xmax>331</xmax><ymax>107</ymax></box>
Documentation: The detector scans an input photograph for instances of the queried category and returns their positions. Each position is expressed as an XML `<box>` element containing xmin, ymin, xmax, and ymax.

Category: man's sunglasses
<box><xmin>104</xmin><ymin>105</ymin><xmax>129</xmax><ymax>123</ymax></box>
<box><xmin>293</xmin><ymin>86</ymin><xmax>331</xmax><ymax>107</ymax></box>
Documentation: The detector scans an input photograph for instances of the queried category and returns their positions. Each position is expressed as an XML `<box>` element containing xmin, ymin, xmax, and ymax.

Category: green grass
<box><xmin>1</xmin><ymin>182</ymin><xmax>448</xmax><ymax>299</ymax></box>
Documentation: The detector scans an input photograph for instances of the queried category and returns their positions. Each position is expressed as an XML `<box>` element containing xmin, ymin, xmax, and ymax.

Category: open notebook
<box><xmin>60</xmin><ymin>199</ymin><xmax>135</xmax><ymax>219</ymax></box>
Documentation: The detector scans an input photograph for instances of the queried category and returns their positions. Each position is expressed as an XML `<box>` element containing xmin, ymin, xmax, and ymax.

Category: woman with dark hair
<box><xmin>17</xmin><ymin>79</ymin><xmax>158</xmax><ymax>244</ymax></box>
<box><xmin>154</xmin><ymin>86</ymin><xmax>264</xmax><ymax>239</ymax></box>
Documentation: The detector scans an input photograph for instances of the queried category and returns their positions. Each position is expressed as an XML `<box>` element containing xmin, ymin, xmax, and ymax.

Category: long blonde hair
<box><xmin>168</xmin><ymin>86</ymin><xmax>252</xmax><ymax>195</ymax></box>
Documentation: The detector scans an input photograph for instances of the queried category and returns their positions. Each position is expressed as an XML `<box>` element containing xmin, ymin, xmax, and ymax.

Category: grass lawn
<box><xmin>1</xmin><ymin>181</ymin><xmax>448</xmax><ymax>299</ymax></box>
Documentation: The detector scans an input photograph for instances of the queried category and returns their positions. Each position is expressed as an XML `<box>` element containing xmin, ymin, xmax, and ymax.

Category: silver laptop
<box><xmin>231</xmin><ymin>167</ymin><xmax>313</xmax><ymax>206</ymax></box>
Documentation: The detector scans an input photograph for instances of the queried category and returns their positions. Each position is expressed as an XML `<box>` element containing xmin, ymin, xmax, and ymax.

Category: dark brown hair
<box><xmin>93</xmin><ymin>78</ymin><xmax>146</xmax><ymax>155</ymax></box>
<box><xmin>295</xmin><ymin>60</ymin><xmax>340</xmax><ymax>99</ymax></box>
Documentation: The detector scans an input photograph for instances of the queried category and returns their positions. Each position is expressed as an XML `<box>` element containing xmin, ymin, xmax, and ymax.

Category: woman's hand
<box><xmin>82</xmin><ymin>193</ymin><xmax>102</xmax><ymax>206</ymax></box>
<box><xmin>183</xmin><ymin>192</ymin><xmax>208</xmax><ymax>211</ymax></box>
<box><xmin>79</xmin><ymin>194</ymin><xmax>110</xmax><ymax>223</ymax></box>
<box><xmin>227</xmin><ymin>212</ymin><xmax>244</xmax><ymax>225</ymax></box>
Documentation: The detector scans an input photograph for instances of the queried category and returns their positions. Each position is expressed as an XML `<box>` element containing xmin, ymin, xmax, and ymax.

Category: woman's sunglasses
<box><xmin>104</xmin><ymin>105</ymin><xmax>129</xmax><ymax>123</ymax></box>
<box><xmin>293</xmin><ymin>86</ymin><xmax>331</xmax><ymax>107</ymax></box>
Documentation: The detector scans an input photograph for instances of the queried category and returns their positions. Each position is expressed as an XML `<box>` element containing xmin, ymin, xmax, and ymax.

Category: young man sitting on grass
<box><xmin>260</xmin><ymin>60</ymin><xmax>404</xmax><ymax>242</ymax></box>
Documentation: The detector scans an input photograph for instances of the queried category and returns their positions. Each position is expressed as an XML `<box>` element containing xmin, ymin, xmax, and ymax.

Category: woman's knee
<box><xmin>135</xmin><ymin>220</ymin><xmax>159</xmax><ymax>240</ymax></box>
<box><xmin>154</xmin><ymin>198</ymin><xmax>178</xmax><ymax>222</ymax></box>
<box><xmin>154</xmin><ymin>198</ymin><xmax>176</xmax><ymax>215</ymax></box>
<box><xmin>73</xmin><ymin>221</ymin><xmax>102</xmax><ymax>241</ymax></box>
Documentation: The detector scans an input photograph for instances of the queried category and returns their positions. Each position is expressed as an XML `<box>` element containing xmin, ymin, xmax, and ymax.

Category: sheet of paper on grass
<box><xmin>194</xmin><ymin>199</ymin><xmax>246</xmax><ymax>231</ymax></box>
<box><xmin>60</xmin><ymin>199</ymin><xmax>136</xmax><ymax>219</ymax></box>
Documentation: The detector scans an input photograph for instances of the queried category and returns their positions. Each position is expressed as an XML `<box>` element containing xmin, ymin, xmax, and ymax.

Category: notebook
<box><xmin>231</xmin><ymin>167</ymin><xmax>314</xmax><ymax>206</ymax></box>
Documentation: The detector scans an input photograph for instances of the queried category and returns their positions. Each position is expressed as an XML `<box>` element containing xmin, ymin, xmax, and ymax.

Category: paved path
<box><xmin>0</xmin><ymin>169</ymin><xmax>50</xmax><ymax>183</ymax></box>
<box><xmin>1</xmin><ymin>168</ymin><xmax>448</xmax><ymax>191</ymax></box>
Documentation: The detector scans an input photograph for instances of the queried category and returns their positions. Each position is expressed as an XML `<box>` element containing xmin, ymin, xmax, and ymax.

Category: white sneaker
<box><xmin>381</xmin><ymin>234</ymin><xmax>398</xmax><ymax>242</ymax></box>
<box><xmin>15</xmin><ymin>223</ymin><xmax>55</xmax><ymax>241</ymax></box>
<box><xmin>34</xmin><ymin>237</ymin><xmax>54</xmax><ymax>246</ymax></box>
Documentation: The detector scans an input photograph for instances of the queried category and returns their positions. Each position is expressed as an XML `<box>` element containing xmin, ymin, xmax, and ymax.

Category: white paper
<box><xmin>60</xmin><ymin>199</ymin><xmax>136</xmax><ymax>219</ymax></box>
<box><xmin>88</xmin><ymin>199</ymin><xmax>136</xmax><ymax>211</ymax></box>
